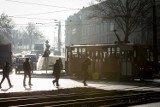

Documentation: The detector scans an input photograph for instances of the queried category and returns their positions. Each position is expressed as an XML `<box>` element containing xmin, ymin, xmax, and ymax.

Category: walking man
<box><xmin>0</xmin><ymin>62</ymin><xmax>13</xmax><ymax>88</ymax></box>
<box><xmin>59</xmin><ymin>58</ymin><xmax>63</xmax><ymax>70</ymax></box>
<box><xmin>23</xmin><ymin>58</ymin><xmax>32</xmax><ymax>87</ymax></box>
<box><xmin>52</xmin><ymin>59</ymin><xmax>61</xmax><ymax>87</ymax></box>
<box><xmin>82</xmin><ymin>57</ymin><xmax>91</xmax><ymax>86</ymax></box>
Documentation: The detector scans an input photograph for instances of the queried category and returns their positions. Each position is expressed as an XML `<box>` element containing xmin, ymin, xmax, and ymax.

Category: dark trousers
<box><xmin>23</xmin><ymin>73</ymin><xmax>31</xmax><ymax>86</ymax></box>
<box><xmin>83</xmin><ymin>75</ymin><xmax>87</xmax><ymax>84</ymax></box>
<box><xmin>53</xmin><ymin>76</ymin><xmax>60</xmax><ymax>86</ymax></box>
<box><xmin>0</xmin><ymin>75</ymin><xmax>12</xmax><ymax>87</ymax></box>
<box><xmin>83</xmin><ymin>71</ymin><xmax>88</xmax><ymax>85</ymax></box>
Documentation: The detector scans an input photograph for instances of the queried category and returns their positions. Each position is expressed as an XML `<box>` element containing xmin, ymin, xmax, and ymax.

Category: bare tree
<box><xmin>0</xmin><ymin>13</ymin><xmax>14</xmax><ymax>44</ymax></box>
<box><xmin>26</xmin><ymin>22</ymin><xmax>43</xmax><ymax>49</ymax></box>
<box><xmin>90</xmin><ymin>0</ymin><xmax>153</xmax><ymax>43</ymax></box>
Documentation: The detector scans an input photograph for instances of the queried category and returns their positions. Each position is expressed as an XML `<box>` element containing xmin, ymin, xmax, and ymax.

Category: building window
<box><xmin>110</xmin><ymin>22</ymin><xmax>114</xmax><ymax>31</ymax></box>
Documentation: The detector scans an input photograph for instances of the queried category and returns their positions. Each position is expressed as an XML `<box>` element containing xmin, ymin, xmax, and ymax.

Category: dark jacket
<box><xmin>53</xmin><ymin>61</ymin><xmax>61</xmax><ymax>77</ymax></box>
<box><xmin>23</xmin><ymin>61</ymin><xmax>31</xmax><ymax>73</ymax></box>
<box><xmin>82</xmin><ymin>58</ymin><xmax>91</xmax><ymax>72</ymax></box>
<box><xmin>3</xmin><ymin>65</ymin><xmax>10</xmax><ymax>77</ymax></box>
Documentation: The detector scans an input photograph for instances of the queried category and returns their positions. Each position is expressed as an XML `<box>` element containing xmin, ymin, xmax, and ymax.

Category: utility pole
<box><xmin>152</xmin><ymin>0</ymin><xmax>158</xmax><ymax>74</ymax></box>
<box><xmin>57</xmin><ymin>21</ymin><xmax>61</xmax><ymax>56</ymax></box>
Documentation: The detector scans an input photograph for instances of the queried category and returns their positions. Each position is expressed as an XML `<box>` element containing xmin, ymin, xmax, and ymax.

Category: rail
<box><xmin>1</xmin><ymin>91</ymin><xmax>160</xmax><ymax>107</ymax></box>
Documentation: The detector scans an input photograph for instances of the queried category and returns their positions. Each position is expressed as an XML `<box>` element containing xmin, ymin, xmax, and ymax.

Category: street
<box><xmin>1</xmin><ymin>70</ymin><xmax>160</xmax><ymax>106</ymax></box>
<box><xmin>1</xmin><ymin>70</ymin><xmax>160</xmax><ymax>94</ymax></box>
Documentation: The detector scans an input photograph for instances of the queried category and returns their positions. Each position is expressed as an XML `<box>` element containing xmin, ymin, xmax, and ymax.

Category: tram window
<box><xmin>78</xmin><ymin>48</ymin><xmax>82</xmax><ymax>58</ymax></box>
<box><xmin>87</xmin><ymin>51</ymin><xmax>90</xmax><ymax>57</ymax></box>
<box><xmin>103</xmin><ymin>52</ymin><xmax>105</xmax><ymax>58</ymax></box>
<box><xmin>71</xmin><ymin>48</ymin><xmax>78</xmax><ymax>58</ymax></box>
<box><xmin>79</xmin><ymin>48</ymin><xmax>81</xmax><ymax>53</ymax></box>
<box><xmin>133</xmin><ymin>50</ymin><xmax>136</xmax><ymax>58</ymax></box>
<box><xmin>73</xmin><ymin>48</ymin><xmax>77</xmax><ymax>53</ymax></box>
<box><xmin>108</xmin><ymin>48</ymin><xmax>111</xmax><ymax>55</ymax></box>
<box><xmin>100</xmin><ymin>52</ymin><xmax>102</xmax><ymax>58</ymax></box>
<box><xmin>81</xmin><ymin>48</ymin><xmax>86</xmax><ymax>58</ymax></box>
<box><xmin>103</xmin><ymin>52</ymin><xmax>107</xmax><ymax>58</ymax></box>
<box><xmin>116</xmin><ymin>47</ymin><xmax>120</xmax><ymax>53</ymax></box>
<box><xmin>74</xmin><ymin>48</ymin><xmax>77</xmax><ymax>53</ymax></box>
<box><xmin>116</xmin><ymin>47</ymin><xmax>120</xmax><ymax>57</ymax></box>
<box><xmin>121</xmin><ymin>51</ymin><xmax>126</xmax><ymax>61</ymax></box>
<box><xmin>121</xmin><ymin>51</ymin><xmax>125</xmax><ymax>55</ymax></box>
<box><xmin>127</xmin><ymin>51</ymin><xmax>132</xmax><ymax>61</ymax></box>
<box><xmin>92</xmin><ymin>51</ymin><xmax>94</xmax><ymax>58</ymax></box>
<box><xmin>96</xmin><ymin>51</ymin><xmax>98</xmax><ymax>57</ymax></box>
<box><xmin>82</xmin><ymin>48</ymin><xmax>86</xmax><ymax>53</ymax></box>
<box><xmin>140</xmin><ymin>48</ymin><xmax>148</xmax><ymax>61</ymax></box>
<box><xmin>68</xmin><ymin>52</ymin><xmax>71</xmax><ymax>58</ymax></box>
<box><xmin>117</xmin><ymin>47</ymin><xmax>120</xmax><ymax>51</ymax></box>
<box><xmin>146</xmin><ymin>49</ymin><xmax>150</xmax><ymax>61</ymax></box>
<box><xmin>112</xmin><ymin>47</ymin><xmax>115</xmax><ymax>54</ymax></box>
<box><xmin>150</xmin><ymin>52</ymin><xmax>153</xmax><ymax>61</ymax></box>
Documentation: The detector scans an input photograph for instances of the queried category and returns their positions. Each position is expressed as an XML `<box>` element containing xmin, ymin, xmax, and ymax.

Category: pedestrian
<box><xmin>0</xmin><ymin>62</ymin><xmax>13</xmax><ymax>88</ymax></box>
<box><xmin>59</xmin><ymin>58</ymin><xmax>63</xmax><ymax>70</ymax></box>
<box><xmin>52</xmin><ymin>59</ymin><xmax>61</xmax><ymax>87</ymax></box>
<box><xmin>82</xmin><ymin>57</ymin><xmax>91</xmax><ymax>86</ymax></box>
<box><xmin>23</xmin><ymin>58</ymin><xmax>32</xmax><ymax>87</ymax></box>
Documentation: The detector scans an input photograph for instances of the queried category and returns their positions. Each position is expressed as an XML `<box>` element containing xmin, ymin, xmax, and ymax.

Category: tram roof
<box><xmin>67</xmin><ymin>43</ymin><xmax>149</xmax><ymax>47</ymax></box>
<box><xmin>66</xmin><ymin>44</ymin><xmax>152</xmax><ymax>51</ymax></box>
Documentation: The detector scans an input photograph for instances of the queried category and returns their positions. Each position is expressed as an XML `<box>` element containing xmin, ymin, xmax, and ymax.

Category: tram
<box><xmin>65</xmin><ymin>43</ymin><xmax>155</xmax><ymax>80</ymax></box>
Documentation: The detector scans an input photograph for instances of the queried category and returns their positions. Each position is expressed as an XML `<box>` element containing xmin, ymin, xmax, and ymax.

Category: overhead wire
<box><xmin>5</xmin><ymin>0</ymin><xmax>80</xmax><ymax>10</ymax></box>
<box><xmin>10</xmin><ymin>9</ymin><xmax>79</xmax><ymax>17</ymax></box>
<box><xmin>4</xmin><ymin>0</ymin><xmax>93</xmax><ymax>30</ymax></box>
<box><xmin>5</xmin><ymin>0</ymin><xmax>81</xmax><ymax>24</ymax></box>
<box><xmin>9</xmin><ymin>16</ymin><xmax>57</xmax><ymax>21</ymax></box>
<box><xmin>8</xmin><ymin>9</ymin><xmax>78</xmax><ymax>21</ymax></box>
<box><xmin>5</xmin><ymin>0</ymin><xmax>102</xmax><ymax>28</ymax></box>
<box><xmin>14</xmin><ymin>21</ymin><xmax>104</xmax><ymax>28</ymax></box>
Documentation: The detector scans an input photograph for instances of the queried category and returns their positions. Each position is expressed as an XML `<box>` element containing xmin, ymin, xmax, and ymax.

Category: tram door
<box><xmin>120</xmin><ymin>47</ymin><xmax>133</xmax><ymax>79</ymax></box>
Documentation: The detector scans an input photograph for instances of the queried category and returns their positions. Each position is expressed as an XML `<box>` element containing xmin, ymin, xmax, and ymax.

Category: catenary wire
<box><xmin>5</xmin><ymin>0</ymin><xmax>80</xmax><ymax>10</ymax></box>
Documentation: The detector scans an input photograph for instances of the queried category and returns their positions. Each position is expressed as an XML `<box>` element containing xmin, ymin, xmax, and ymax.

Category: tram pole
<box><xmin>58</xmin><ymin>21</ymin><xmax>61</xmax><ymax>56</ymax></box>
<box><xmin>152</xmin><ymin>0</ymin><xmax>158</xmax><ymax>74</ymax></box>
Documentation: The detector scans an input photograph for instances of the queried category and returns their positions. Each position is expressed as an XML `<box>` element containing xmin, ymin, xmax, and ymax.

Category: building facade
<box><xmin>65</xmin><ymin>1</ymin><xmax>160</xmax><ymax>50</ymax></box>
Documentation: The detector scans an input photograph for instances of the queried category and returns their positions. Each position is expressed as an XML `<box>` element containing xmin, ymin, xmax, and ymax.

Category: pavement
<box><xmin>129</xmin><ymin>102</ymin><xmax>160</xmax><ymax>107</ymax></box>
<box><xmin>0</xmin><ymin>71</ymin><xmax>85</xmax><ymax>93</ymax></box>
<box><xmin>0</xmin><ymin>73</ymin><xmax>134</xmax><ymax>93</ymax></box>
<box><xmin>1</xmin><ymin>70</ymin><xmax>160</xmax><ymax>94</ymax></box>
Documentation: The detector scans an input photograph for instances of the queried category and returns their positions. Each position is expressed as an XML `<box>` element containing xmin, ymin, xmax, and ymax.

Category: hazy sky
<box><xmin>0</xmin><ymin>0</ymin><xmax>93</xmax><ymax>44</ymax></box>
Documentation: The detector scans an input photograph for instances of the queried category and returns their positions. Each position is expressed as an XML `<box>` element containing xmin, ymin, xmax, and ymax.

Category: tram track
<box><xmin>1</xmin><ymin>90</ymin><xmax>160</xmax><ymax>107</ymax></box>
<box><xmin>0</xmin><ymin>90</ymin><xmax>117</xmax><ymax>106</ymax></box>
<box><xmin>119</xmin><ymin>82</ymin><xmax>160</xmax><ymax>91</ymax></box>
<box><xmin>92</xmin><ymin>80</ymin><xmax>160</xmax><ymax>91</ymax></box>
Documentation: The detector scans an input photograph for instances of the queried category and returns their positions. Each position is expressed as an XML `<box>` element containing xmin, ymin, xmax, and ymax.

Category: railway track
<box><xmin>0</xmin><ymin>90</ymin><xmax>118</xmax><ymax>106</ymax></box>
<box><xmin>1</xmin><ymin>90</ymin><xmax>160</xmax><ymax>107</ymax></box>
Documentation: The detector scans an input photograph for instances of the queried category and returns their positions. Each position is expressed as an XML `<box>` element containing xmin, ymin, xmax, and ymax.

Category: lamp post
<box><xmin>152</xmin><ymin>0</ymin><xmax>158</xmax><ymax>73</ymax></box>
<box><xmin>53</xmin><ymin>20</ymin><xmax>61</xmax><ymax>56</ymax></box>
<box><xmin>56</xmin><ymin>21</ymin><xmax>61</xmax><ymax>56</ymax></box>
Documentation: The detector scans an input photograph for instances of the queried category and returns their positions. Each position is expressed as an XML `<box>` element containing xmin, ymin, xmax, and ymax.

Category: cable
<box><xmin>5</xmin><ymin>0</ymin><xmax>80</xmax><ymax>10</ymax></box>
<box><xmin>9</xmin><ymin>16</ymin><xmax>56</xmax><ymax>21</ymax></box>
<box><xmin>10</xmin><ymin>9</ymin><xmax>78</xmax><ymax>17</ymax></box>
<box><xmin>14</xmin><ymin>21</ymin><xmax>103</xmax><ymax>28</ymax></box>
